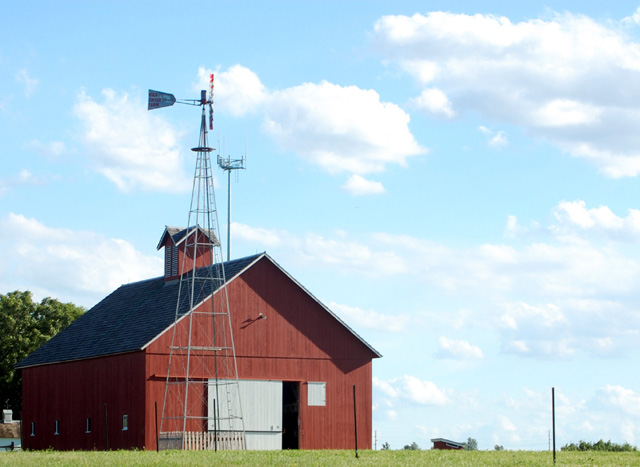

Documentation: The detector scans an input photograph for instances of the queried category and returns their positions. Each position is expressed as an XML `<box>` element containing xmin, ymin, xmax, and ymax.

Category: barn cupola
<box><xmin>156</xmin><ymin>225</ymin><xmax>220</xmax><ymax>281</ymax></box>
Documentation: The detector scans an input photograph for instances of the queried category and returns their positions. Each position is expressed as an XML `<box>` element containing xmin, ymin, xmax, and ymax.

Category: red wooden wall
<box><xmin>21</xmin><ymin>352</ymin><xmax>146</xmax><ymax>450</ymax></box>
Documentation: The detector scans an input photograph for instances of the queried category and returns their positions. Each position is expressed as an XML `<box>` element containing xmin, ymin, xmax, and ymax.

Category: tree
<box><xmin>403</xmin><ymin>441</ymin><xmax>420</xmax><ymax>450</ymax></box>
<box><xmin>381</xmin><ymin>442</ymin><xmax>391</xmax><ymax>450</ymax></box>
<box><xmin>0</xmin><ymin>291</ymin><xmax>84</xmax><ymax>416</ymax></box>
<box><xmin>463</xmin><ymin>437</ymin><xmax>478</xmax><ymax>450</ymax></box>
<box><xmin>561</xmin><ymin>440</ymin><xmax>638</xmax><ymax>452</ymax></box>
<box><xmin>494</xmin><ymin>444</ymin><xmax>504</xmax><ymax>450</ymax></box>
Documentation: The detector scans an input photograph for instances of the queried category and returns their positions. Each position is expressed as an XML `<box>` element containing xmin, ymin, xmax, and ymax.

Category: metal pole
<box><xmin>214</xmin><ymin>399</ymin><xmax>218</xmax><ymax>452</ymax></box>
<box><xmin>104</xmin><ymin>403</ymin><xmax>109</xmax><ymax>451</ymax></box>
<box><xmin>552</xmin><ymin>387</ymin><xmax>556</xmax><ymax>464</ymax></box>
<box><xmin>227</xmin><ymin>169</ymin><xmax>231</xmax><ymax>261</ymax></box>
<box><xmin>353</xmin><ymin>384</ymin><xmax>359</xmax><ymax>458</ymax></box>
<box><xmin>155</xmin><ymin>402</ymin><xmax>159</xmax><ymax>452</ymax></box>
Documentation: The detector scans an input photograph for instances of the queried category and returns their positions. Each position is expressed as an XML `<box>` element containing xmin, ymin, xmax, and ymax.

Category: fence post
<box><xmin>353</xmin><ymin>384</ymin><xmax>359</xmax><ymax>458</ymax></box>
<box><xmin>552</xmin><ymin>387</ymin><xmax>556</xmax><ymax>464</ymax></box>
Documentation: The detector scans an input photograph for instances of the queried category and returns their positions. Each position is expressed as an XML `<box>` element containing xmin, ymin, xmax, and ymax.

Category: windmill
<box><xmin>148</xmin><ymin>76</ymin><xmax>245</xmax><ymax>450</ymax></box>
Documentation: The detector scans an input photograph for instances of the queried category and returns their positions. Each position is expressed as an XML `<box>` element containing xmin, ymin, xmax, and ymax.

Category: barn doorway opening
<box><xmin>282</xmin><ymin>381</ymin><xmax>299</xmax><ymax>449</ymax></box>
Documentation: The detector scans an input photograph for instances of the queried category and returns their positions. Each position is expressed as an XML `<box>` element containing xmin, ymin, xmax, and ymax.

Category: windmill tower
<box><xmin>149</xmin><ymin>77</ymin><xmax>246</xmax><ymax>450</ymax></box>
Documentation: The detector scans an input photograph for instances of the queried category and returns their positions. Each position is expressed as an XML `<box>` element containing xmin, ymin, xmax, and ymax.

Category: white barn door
<box><xmin>209</xmin><ymin>379</ymin><xmax>283</xmax><ymax>450</ymax></box>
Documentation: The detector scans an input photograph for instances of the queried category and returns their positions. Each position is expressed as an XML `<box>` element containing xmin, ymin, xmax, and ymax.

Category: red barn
<box><xmin>16</xmin><ymin>226</ymin><xmax>381</xmax><ymax>451</ymax></box>
<box><xmin>431</xmin><ymin>438</ymin><xmax>465</xmax><ymax>450</ymax></box>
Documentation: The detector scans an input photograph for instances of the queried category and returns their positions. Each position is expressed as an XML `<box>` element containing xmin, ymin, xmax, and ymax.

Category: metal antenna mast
<box><xmin>149</xmin><ymin>78</ymin><xmax>245</xmax><ymax>450</ymax></box>
<box><xmin>217</xmin><ymin>137</ymin><xmax>245</xmax><ymax>261</ymax></box>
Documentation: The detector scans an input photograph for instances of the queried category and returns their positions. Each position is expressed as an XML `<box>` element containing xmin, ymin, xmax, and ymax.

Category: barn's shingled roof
<box><xmin>16</xmin><ymin>254</ymin><xmax>260</xmax><ymax>369</ymax></box>
<box><xmin>16</xmin><ymin>253</ymin><xmax>381</xmax><ymax>369</ymax></box>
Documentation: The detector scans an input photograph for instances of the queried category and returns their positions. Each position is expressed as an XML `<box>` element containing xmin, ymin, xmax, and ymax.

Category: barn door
<box><xmin>209</xmin><ymin>379</ymin><xmax>283</xmax><ymax>450</ymax></box>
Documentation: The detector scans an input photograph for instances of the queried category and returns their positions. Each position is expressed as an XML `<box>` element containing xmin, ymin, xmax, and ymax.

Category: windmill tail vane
<box><xmin>148</xmin><ymin>73</ymin><xmax>215</xmax><ymax>131</ymax></box>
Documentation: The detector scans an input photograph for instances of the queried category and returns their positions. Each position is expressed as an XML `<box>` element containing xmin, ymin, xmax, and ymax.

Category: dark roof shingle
<box><xmin>16</xmin><ymin>254</ymin><xmax>261</xmax><ymax>369</ymax></box>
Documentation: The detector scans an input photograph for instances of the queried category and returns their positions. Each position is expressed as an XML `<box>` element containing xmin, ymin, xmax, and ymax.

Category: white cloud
<box><xmin>330</xmin><ymin>302</ymin><xmax>410</xmax><ymax>332</ymax></box>
<box><xmin>0</xmin><ymin>213</ymin><xmax>162</xmax><ymax>307</ymax></box>
<box><xmin>25</xmin><ymin>140</ymin><xmax>66</xmax><ymax>158</ymax></box>
<box><xmin>233</xmin><ymin>224</ymin><xmax>406</xmax><ymax>277</ymax></box>
<box><xmin>239</xmin><ymin>209</ymin><xmax>640</xmax><ymax>303</ymax></box>
<box><xmin>402</xmin><ymin>376</ymin><xmax>449</xmax><ymax>405</ymax></box>
<box><xmin>342</xmin><ymin>174</ymin><xmax>386</xmax><ymax>195</ymax></box>
<box><xmin>15</xmin><ymin>69</ymin><xmax>38</xmax><ymax>97</ymax></box>
<box><xmin>376</xmin><ymin>375</ymin><xmax>449</xmax><ymax>406</ymax></box>
<box><xmin>595</xmin><ymin>385</ymin><xmax>640</xmax><ymax>417</ymax></box>
<box><xmin>373</xmin><ymin>376</ymin><xmax>399</xmax><ymax>398</ymax></box>
<box><xmin>479</xmin><ymin>126</ymin><xmax>508</xmax><ymax>148</ymax></box>
<box><xmin>505</xmin><ymin>340</ymin><xmax>529</xmax><ymax>354</ymax></box>
<box><xmin>551</xmin><ymin>200</ymin><xmax>640</xmax><ymax>239</ymax></box>
<box><xmin>622</xmin><ymin>7</ymin><xmax>640</xmax><ymax>25</ymax></box>
<box><xmin>0</xmin><ymin>169</ymin><xmax>45</xmax><ymax>194</ymax></box>
<box><xmin>534</xmin><ymin>99</ymin><xmax>601</xmax><ymax>127</ymax></box>
<box><xmin>504</xmin><ymin>337</ymin><xmax>575</xmax><ymax>358</ymax></box>
<box><xmin>231</xmin><ymin>222</ymin><xmax>283</xmax><ymax>248</ymax></box>
<box><xmin>513</xmin><ymin>200</ymin><xmax>640</xmax><ymax>241</ymax></box>
<box><xmin>505</xmin><ymin>215</ymin><xmax>524</xmax><ymax>238</ymax></box>
<box><xmin>436</xmin><ymin>336</ymin><xmax>484</xmax><ymax>360</ymax></box>
<box><xmin>409</xmin><ymin>88</ymin><xmax>455</xmax><ymax>118</ymax></box>
<box><xmin>265</xmin><ymin>81</ymin><xmax>425</xmax><ymax>174</ymax></box>
<box><xmin>198</xmin><ymin>65</ymin><xmax>266</xmax><ymax>117</ymax></box>
<box><xmin>198</xmin><ymin>66</ymin><xmax>426</xmax><ymax>176</ymax></box>
<box><xmin>372</xmin><ymin>11</ymin><xmax>640</xmax><ymax>177</ymax></box>
<box><xmin>298</xmin><ymin>232</ymin><xmax>406</xmax><ymax>276</ymax></box>
<box><xmin>373</xmin><ymin>227</ymin><xmax>640</xmax><ymax>300</ymax></box>
<box><xmin>499</xmin><ymin>415</ymin><xmax>516</xmax><ymax>432</ymax></box>
<box><xmin>498</xmin><ymin>301</ymin><xmax>579</xmax><ymax>358</ymax></box>
<box><xmin>498</xmin><ymin>301</ymin><xmax>567</xmax><ymax>330</ymax></box>
<box><xmin>73</xmin><ymin>89</ymin><xmax>191</xmax><ymax>193</ymax></box>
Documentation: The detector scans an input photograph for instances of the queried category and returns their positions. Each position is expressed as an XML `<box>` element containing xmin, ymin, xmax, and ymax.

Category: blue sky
<box><xmin>4</xmin><ymin>0</ymin><xmax>640</xmax><ymax>450</ymax></box>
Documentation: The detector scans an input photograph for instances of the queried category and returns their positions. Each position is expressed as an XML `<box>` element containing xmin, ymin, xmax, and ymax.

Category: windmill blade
<box><xmin>148</xmin><ymin>90</ymin><xmax>176</xmax><ymax>110</ymax></box>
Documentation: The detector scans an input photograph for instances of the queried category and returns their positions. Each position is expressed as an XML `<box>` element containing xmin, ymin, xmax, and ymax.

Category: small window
<box><xmin>86</xmin><ymin>417</ymin><xmax>92</xmax><ymax>433</ymax></box>
<box><xmin>30</xmin><ymin>422</ymin><xmax>35</xmax><ymax>436</ymax></box>
<box><xmin>164</xmin><ymin>247</ymin><xmax>171</xmax><ymax>277</ymax></box>
<box><xmin>308</xmin><ymin>382</ymin><xmax>326</xmax><ymax>406</ymax></box>
<box><xmin>54</xmin><ymin>420</ymin><xmax>59</xmax><ymax>435</ymax></box>
<box><xmin>122</xmin><ymin>414</ymin><xmax>128</xmax><ymax>431</ymax></box>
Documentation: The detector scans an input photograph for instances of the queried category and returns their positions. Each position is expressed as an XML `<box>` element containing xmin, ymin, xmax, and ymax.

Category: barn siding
<box><xmin>144</xmin><ymin>256</ymin><xmax>376</xmax><ymax>450</ymax></box>
<box><xmin>21</xmin><ymin>352</ymin><xmax>146</xmax><ymax>450</ymax></box>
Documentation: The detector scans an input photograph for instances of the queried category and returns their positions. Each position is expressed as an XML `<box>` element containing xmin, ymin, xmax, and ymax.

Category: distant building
<box><xmin>0</xmin><ymin>410</ymin><xmax>20</xmax><ymax>450</ymax></box>
<box><xmin>16</xmin><ymin>228</ymin><xmax>381</xmax><ymax>451</ymax></box>
<box><xmin>431</xmin><ymin>438</ymin><xmax>465</xmax><ymax>450</ymax></box>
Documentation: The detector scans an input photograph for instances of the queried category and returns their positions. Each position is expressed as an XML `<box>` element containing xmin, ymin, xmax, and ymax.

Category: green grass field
<box><xmin>1</xmin><ymin>450</ymin><xmax>640</xmax><ymax>466</ymax></box>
